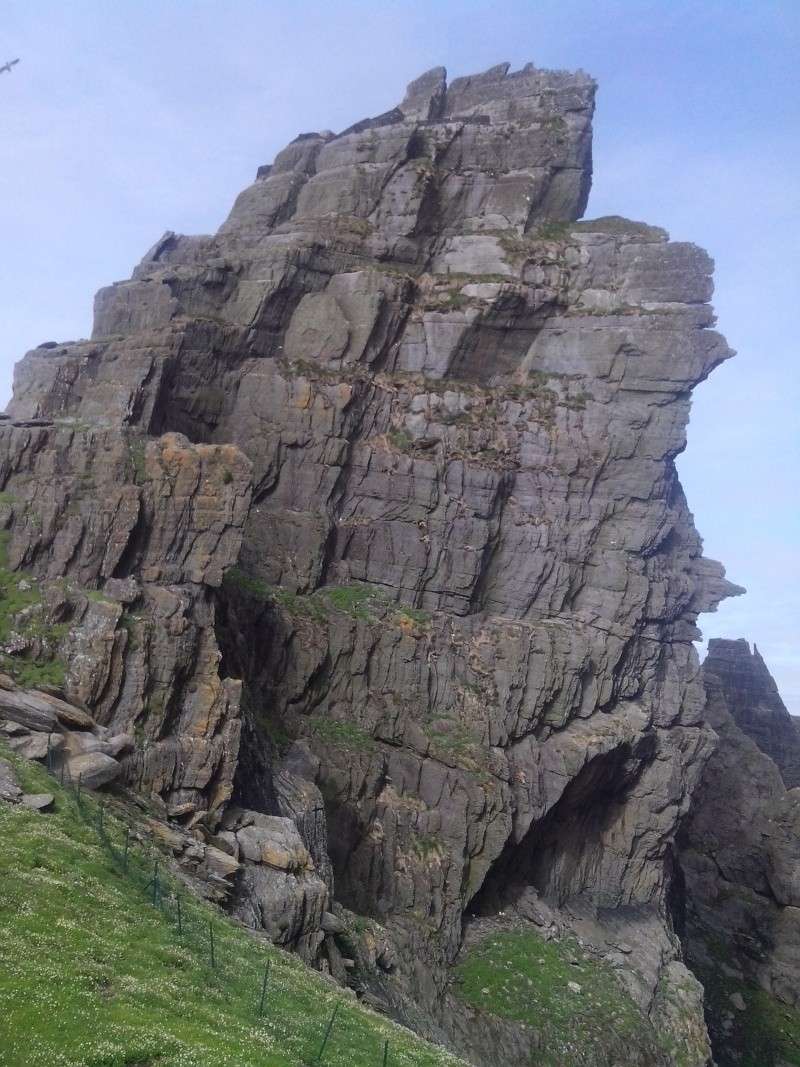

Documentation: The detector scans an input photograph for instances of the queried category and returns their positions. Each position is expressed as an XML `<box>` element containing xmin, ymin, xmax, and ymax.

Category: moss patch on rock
<box><xmin>454</xmin><ymin>929</ymin><xmax>664</xmax><ymax>1066</ymax></box>
<box><xmin>693</xmin><ymin>946</ymin><xmax>800</xmax><ymax>1066</ymax></box>
<box><xmin>0</xmin><ymin>534</ymin><xmax>67</xmax><ymax>688</ymax></box>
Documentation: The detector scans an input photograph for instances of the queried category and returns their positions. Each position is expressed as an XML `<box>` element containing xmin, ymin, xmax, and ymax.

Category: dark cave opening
<box><xmin>470</xmin><ymin>735</ymin><xmax>656</xmax><ymax>918</ymax></box>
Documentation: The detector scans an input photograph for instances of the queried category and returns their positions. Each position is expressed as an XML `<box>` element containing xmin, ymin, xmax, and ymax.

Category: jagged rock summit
<box><xmin>678</xmin><ymin>640</ymin><xmax>800</xmax><ymax>1066</ymax></box>
<box><xmin>702</xmin><ymin>638</ymin><xmax>800</xmax><ymax>788</ymax></box>
<box><xmin>0</xmin><ymin>62</ymin><xmax>748</xmax><ymax>1065</ymax></box>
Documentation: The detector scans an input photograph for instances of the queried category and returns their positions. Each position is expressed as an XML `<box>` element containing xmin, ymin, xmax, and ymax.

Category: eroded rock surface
<box><xmin>0</xmin><ymin>62</ymin><xmax>746</xmax><ymax>1065</ymax></box>
<box><xmin>700</xmin><ymin>638</ymin><xmax>800</xmax><ymax>788</ymax></box>
<box><xmin>678</xmin><ymin>641</ymin><xmax>800</xmax><ymax>1066</ymax></box>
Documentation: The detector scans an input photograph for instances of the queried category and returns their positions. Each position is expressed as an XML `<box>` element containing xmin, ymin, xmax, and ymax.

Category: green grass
<box><xmin>0</xmin><ymin>534</ymin><xmax>67</xmax><ymax>687</ymax></box>
<box><xmin>503</xmin><ymin>371</ymin><xmax>558</xmax><ymax>402</ymax></box>
<box><xmin>309</xmin><ymin>716</ymin><xmax>375</xmax><ymax>752</ymax></box>
<box><xmin>128</xmin><ymin>438</ymin><xmax>148</xmax><ymax>484</ymax></box>
<box><xmin>0</xmin><ymin>744</ymin><xmax>465</xmax><ymax>1067</ymax></box>
<box><xmin>570</xmin><ymin>216</ymin><xmax>668</xmax><ymax>240</ymax></box>
<box><xmin>314</xmin><ymin>585</ymin><xmax>386</xmax><ymax>620</ymax></box>
<box><xmin>393</xmin><ymin>607</ymin><xmax>431</xmax><ymax>628</ymax></box>
<box><xmin>421</xmin><ymin>717</ymin><xmax>490</xmax><ymax>781</ymax></box>
<box><xmin>223</xmin><ymin>571</ymin><xmax>386</xmax><ymax>624</ymax></box>
<box><xmin>387</xmin><ymin>428</ymin><xmax>414</xmax><ymax>452</ymax></box>
<box><xmin>454</xmin><ymin>930</ymin><xmax>664</xmax><ymax>1067</ymax></box>
<box><xmin>4</xmin><ymin>657</ymin><xmax>66</xmax><ymax>689</ymax></box>
<box><xmin>541</xmin><ymin>115</ymin><xmax>568</xmax><ymax>134</ymax></box>
<box><xmin>408</xmin><ymin>833</ymin><xmax>444</xmax><ymax>862</ymax></box>
<box><xmin>533</xmin><ymin>220</ymin><xmax>572</xmax><ymax>241</ymax></box>
<box><xmin>221</xmin><ymin>565</ymin><xmax>273</xmax><ymax>603</ymax></box>
<box><xmin>84</xmin><ymin>588</ymin><xmax>115</xmax><ymax>604</ymax></box>
<box><xmin>693</xmin><ymin>938</ymin><xmax>800</xmax><ymax>1067</ymax></box>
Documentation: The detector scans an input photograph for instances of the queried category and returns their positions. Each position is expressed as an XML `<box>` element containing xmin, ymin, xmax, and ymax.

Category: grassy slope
<box><xmin>0</xmin><ymin>748</ymin><xmax>465</xmax><ymax>1067</ymax></box>
<box><xmin>453</xmin><ymin>929</ymin><xmax>666</xmax><ymax>1067</ymax></box>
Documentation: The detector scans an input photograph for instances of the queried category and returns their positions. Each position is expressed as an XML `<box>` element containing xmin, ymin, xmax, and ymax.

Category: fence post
<box><xmin>151</xmin><ymin>859</ymin><xmax>159</xmax><ymax>907</ymax></box>
<box><xmin>258</xmin><ymin>958</ymin><xmax>271</xmax><ymax>1016</ymax></box>
<box><xmin>382</xmin><ymin>1039</ymin><xmax>389</xmax><ymax>1067</ymax></box>
<box><xmin>310</xmin><ymin>1003</ymin><xmax>339</xmax><ymax>1064</ymax></box>
<box><xmin>123</xmin><ymin>827</ymin><xmax>130</xmax><ymax>872</ymax></box>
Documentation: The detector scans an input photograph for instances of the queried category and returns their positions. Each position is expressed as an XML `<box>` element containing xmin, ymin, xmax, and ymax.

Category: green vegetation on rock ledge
<box><xmin>454</xmin><ymin>929</ymin><xmax>665</xmax><ymax>1067</ymax></box>
<box><xmin>0</xmin><ymin>743</ymin><xmax>465</xmax><ymax>1067</ymax></box>
<box><xmin>223</xmin><ymin>569</ymin><xmax>390</xmax><ymax>623</ymax></box>
<box><xmin>571</xmin><ymin>216</ymin><xmax>668</xmax><ymax>240</ymax></box>
<box><xmin>0</xmin><ymin>531</ymin><xmax>67</xmax><ymax>688</ymax></box>
<box><xmin>693</xmin><ymin>940</ymin><xmax>800</xmax><ymax>1067</ymax></box>
<box><xmin>309</xmin><ymin>715</ymin><xmax>376</xmax><ymax>752</ymax></box>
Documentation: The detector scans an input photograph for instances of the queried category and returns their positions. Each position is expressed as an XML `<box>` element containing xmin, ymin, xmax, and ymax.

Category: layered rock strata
<box><xmin>700</xmin><ymin>638</ymin><xmax>800</xmax><ymax>788</ymax></box>
<box><xmin>0</xmin><ymin>62</ymin><xmax>744</xmax><ymax>1064</ymax></box>
<box><xmin>678</xmin><ymin>641</ymin><xmax>800</xmax><ymax>1066</ymax></box>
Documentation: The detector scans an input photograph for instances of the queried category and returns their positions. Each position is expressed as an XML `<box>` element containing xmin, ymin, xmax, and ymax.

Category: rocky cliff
<box><xmin>699</xmin><ymin>639</ymin><xmax>800</xmax><ymax>789</ymax></box>
<box><xmin>678</xmin><ymin>640</ymin><xmax>800</xmax><ymax>1066</ymax></box>
<box><xmin>0</xmin><ymin>62</ymin><xmax>749</xmax><ymax>1065</ymax></box>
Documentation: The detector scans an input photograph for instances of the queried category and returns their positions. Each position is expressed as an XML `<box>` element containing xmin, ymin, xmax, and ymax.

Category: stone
<box><xmin>203</xmin><ymin>844</ymin><xmax>240</xmax><ymax>881</ymax></box>
<box><xmin>729</xmin><ymin>992</ymin><xmax>746</xmax><ymax>1012</ymax></box>
<box><xmin>0</xmin><ymin>686</ymin><xmax>95</xmax><ymax>733</ymax></box>
<box><xmin>209</xmin><ymin>830</ymin><xmax>239</xmax><ymax>858</ymax></box>
<box><xmin>7</xmin><ymin>730</ymin><xmax>63</xmax><ymax>761</ymax></box>
<box><xmin>0</xmin><ymin>58</ymin><xmax>751</xmax><ymax>1066</ymax></box>
<box><xmin>21</xmin><ymin>792</ymin><xmax>54</xmax><ymax>811</ymax></box>
<box><xmin>703</xmin><ymin>639</ymin><xmax>800</xmax><ymax>788</ymax></box>
<box><xmin>321</xmin><ymin>911</ymin><xmax>345</xmax><ymax>934</ymax></box>
<box><xmin>678</xmin><ymin>640</ymin><xmax>800</xmax><ymax>1057</ymax></box>
<box><xmin>103</xmin><ymin>733</ymin><xmax>134</xmax><ymax>757</ymax></box>
<box><xmin>0</xmin><ymin>689</ymin><xmax>58</xmax><ymax>731</ymax></box>
<box><xmin>65</xmin><ymin>751</ymin><xmax>121</xmax><ymax>790</ymax></box>
<box><xmin>235</xmin><ymin>817</ymin><xmax>312</xmax><ymax>871</ymax></box>
<box><xmin>0</xmin><ymin>758</ymin><xmax>22</xmax><ymax>803</ymax></box>
<box><xmin>53</xmin><ymin>702</ymin><xmax>97</xmax><ymax>731</ymax></box>
<box><xmin>232</xmin><ymin>850</ymin><xmax>328</xmax><ymax>958</ymax></box>
<box><xmin>102</xmin><ymin>577</ymin><xmax>141</xmax><ymax>604</ymax></box>
<box><xmin>0</xmin><ymin>718</ymin><xmax>26</xmax><ymax>735</ymax></box>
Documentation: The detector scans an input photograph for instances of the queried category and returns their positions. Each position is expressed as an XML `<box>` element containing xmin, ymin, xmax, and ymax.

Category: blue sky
<box><xmin>2</xmin><ymin>1</ymin><xmax>798</xmax><ymax>709</ymax></box>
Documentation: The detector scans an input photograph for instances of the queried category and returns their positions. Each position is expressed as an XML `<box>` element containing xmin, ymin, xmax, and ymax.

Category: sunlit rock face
<box><xmin>0</xmin><ymin>62</ymin><xmax>744</xmax><ymax>1065</ymax></box>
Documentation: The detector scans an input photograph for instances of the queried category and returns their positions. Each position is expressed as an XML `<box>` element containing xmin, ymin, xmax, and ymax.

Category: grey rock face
<box><xmin>0</xmin><ymin>688</ymin><xmax>60</xmax><ymax>732</ymax></box>
<box><xmin>227</xmin><ymin>808</ymin><xmax>329</xmax><ymax>956</ymax></box>
<box><xmin>0</xmin><ymin>758</ymin><xmax>22</xmax><ymax>803</ymax></box>
<box><xmin>678</xmin><ymin>641</ymin><xmax>800</xmax><ymax>1064</ymax></box>
<box><xmin>0</xmin><ymin>62</ymin><xmax>744</xmax><ymax>1064</ymax></box>
<box><xmin>703</xmin><ymin>638</ymin><xmax>800</xmax><ymax>788</ymax></box>
<box><xmin>64</xmin><ymin>750</ymin><xmax>121</xmax><ymax>790</ymax></box>
<box><xmin>20</xmin><ymin>792</ymin><xmax>54</xmax><ymax>811</ymax></box>
<box><xmin>0</xmin><ymin>423</ymin><xmax>251</xmax><ymax>820</ymax></box>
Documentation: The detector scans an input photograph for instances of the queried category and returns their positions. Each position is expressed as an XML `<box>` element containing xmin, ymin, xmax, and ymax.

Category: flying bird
<box><xmin>1</xmin><ymin>58</ymin><xmax>20</xmax><ymax>75</ymax></box>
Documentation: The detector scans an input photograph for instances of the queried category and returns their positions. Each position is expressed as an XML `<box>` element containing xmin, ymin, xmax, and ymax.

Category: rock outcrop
<box><xmin>678</xmin><ymin>641</ymin><xmax>800</xmax><ymax>1066</ymax></box>
<box><xmin>0</xmin><ymin>62</ymin><xmax>748</xmax><ymax>1065</ymax></box>
<box><xmin>700</xmin><ymin>638</ymin><xmax>800</xmax><ymax>788</ymax></box>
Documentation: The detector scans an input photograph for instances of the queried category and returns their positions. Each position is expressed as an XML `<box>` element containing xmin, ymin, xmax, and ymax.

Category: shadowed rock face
<box><xmin>677</xmin><ymin>642</ymin><xmax>800</xmax><ymax>1066</ymax></box>
<box><xmin>0</xmin><ymin>63</ymin><xmax>744</xmax><ymax>1064</ymax></box>
<box><xmin>702</xmin><ymin>638</ymin><xmax>800</xmax><ymax>788</ymax></box>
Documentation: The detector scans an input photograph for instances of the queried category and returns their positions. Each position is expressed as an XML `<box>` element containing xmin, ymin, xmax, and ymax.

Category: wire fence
<box><xmin>41</xmin><ymin>757</ymin><xmax>403</xmax><ymax>1067</ymax></box>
